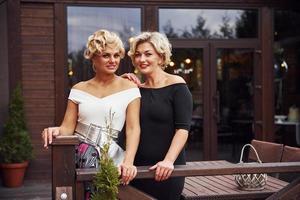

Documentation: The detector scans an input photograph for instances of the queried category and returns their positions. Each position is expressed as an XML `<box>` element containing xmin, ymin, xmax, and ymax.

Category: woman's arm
<box><xmin>149</xmin><ymin>129</ymin><xmax>188</xmax><ymax>181</ymax></box>
<box><xmin>42</xmin><ymin>100</ymin><xmax>78</xmax><ymax>148</ymax></box>
<box><xmin>120</xmin><ymin>97</ymin><xmax>141</xmax><ymax>184</ymax></box>
<box><xmin>59</xmin><ymin>100</ymin><xmax>78</xmax><ymax>135</ymax></box>
<box><xmin>163</xmin><ymin>129</ymin><xmax>188</xmax><ymax>163</ymax></box>
<box><xmin>150</xmin><ymin>79</ymin><xmax>193</xmax><ymax>181</ymax></box>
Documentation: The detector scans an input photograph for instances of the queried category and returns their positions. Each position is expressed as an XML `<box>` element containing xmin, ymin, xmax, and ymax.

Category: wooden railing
<box><xmin>52</xmin><ymin>136</ymin><xmax>300</xmax><ymax>200</ymax></box>
<box><xmin>52</xmin><ymin>136</ymin><xmax>79</xmax><ymax>200</ymax></box>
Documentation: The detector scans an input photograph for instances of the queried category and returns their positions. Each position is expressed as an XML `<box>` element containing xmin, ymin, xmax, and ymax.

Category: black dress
<box><xmin>131</xmin><ymin>83</ymin><xmax>193</xmax><ymax>200</ymax></box>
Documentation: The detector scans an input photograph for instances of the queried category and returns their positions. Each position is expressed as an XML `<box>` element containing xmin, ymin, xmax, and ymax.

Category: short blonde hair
<box><xmin>84</xmin><ymin>29</ymin><xmax>125</xmax><ymax>59</ymax></box>
<box><xmin>128</xmin><ymin>32</ymin><xmax>172</xmax><ymax>68</ymax></box>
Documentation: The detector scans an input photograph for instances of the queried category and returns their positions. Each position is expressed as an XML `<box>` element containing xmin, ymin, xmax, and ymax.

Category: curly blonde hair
<box><xmin>128</xmin><ymin>32</ymin><xmax>172</xmax><ymax>69</ymax></box>
<box><xmin>84</xmin><ymin>29</ymin><xmax>125</xmax><ymax>59</ymax></box>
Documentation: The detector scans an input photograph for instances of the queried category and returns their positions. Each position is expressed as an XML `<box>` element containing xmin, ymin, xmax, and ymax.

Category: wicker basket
<box><xmin>234</xmin><ymin>144</ymin><xmax>268</xmax><ymax>191</ymax></box>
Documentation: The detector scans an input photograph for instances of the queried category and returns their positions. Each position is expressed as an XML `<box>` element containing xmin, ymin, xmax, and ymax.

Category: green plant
<box><xmin>92</xmin><ymin>110</ymin><xmax>120</xmax><ymax>200</ymax></box>
<box><xmin>92</xmin><ymin>143</ymin><xmax>120</xmax><ymax>200</ymax></box>
<box><xmin>0</xmin><ymin>84</ymin><xmax>33</xmax><ymax>163</ymax></box>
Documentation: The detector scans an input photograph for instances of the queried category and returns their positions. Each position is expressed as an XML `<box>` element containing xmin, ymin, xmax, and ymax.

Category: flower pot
<box><xmin>0</xmin><ymin>161</ymin><xmax>28</xmax><ymax>187</ymax></box>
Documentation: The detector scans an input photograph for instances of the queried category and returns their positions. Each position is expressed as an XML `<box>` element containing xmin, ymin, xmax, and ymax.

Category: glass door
<box><xmin>168</xmin><ymin>45</ymin><xmax>257</xmax><ymax>162</ymax></box>
<box><xmin>158</xmin><ymin>7</ymin><xmax>260</xmax><ymax>161</ymax></box>
<box><xmin>165</xmin><ymin>46</ymin><xmax>209</xmax><ymax>161</ymax></box>
<box><xmin>211</xmin><ymin>46</ymin><xmax>257</xmax><ymax>162</ymax></box>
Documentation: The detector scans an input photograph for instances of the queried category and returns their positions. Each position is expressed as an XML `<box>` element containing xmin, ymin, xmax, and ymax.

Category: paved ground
<box><xmin>0</xmin><ymin>180</ymin><xmax>51</xmax><ymax>200</ymax></box>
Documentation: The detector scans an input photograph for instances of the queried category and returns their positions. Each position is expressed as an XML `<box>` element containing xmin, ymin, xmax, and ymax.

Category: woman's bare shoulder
<box><xmin>118</xmin><ymin>77</ymin><xmax>138</xmax><ymax>89</ymax></box>
<box><xmin>72</xmin><ymin>81</ymin><xmax>88</xmax><ymax>90</ymax></box>
<box><xmin>166</xmin><ymin>74</ymin><xmax>186</xmax><ymax>85</ymax></box>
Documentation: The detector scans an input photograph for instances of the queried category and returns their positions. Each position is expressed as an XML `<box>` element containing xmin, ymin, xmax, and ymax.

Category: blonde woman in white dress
<box><xmin>41</xmin><ymin>30</ymin><xmax>141</xmax><ymax>195</ymax></box>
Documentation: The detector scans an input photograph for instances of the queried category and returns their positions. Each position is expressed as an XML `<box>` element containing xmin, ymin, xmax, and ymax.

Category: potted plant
<box><xmin>0</xmin><ymin>84</ymin><xmax>33</xmax><ymax>187</ymax></box>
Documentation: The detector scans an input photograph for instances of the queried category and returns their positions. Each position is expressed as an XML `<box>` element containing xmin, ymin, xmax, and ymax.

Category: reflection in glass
<box><xmin>274</xmin><ymin>10</ymin><xmax>300</xmax><ymax>42</ymax></box>
<box><xmin>165</xmin><ymin>48</ymin><xmax>203</xmax><ymax>161</ymax></box>
<box><xmin>274</xmin><ymin>10</ymin><xmax>300</xmax><ymax>117</ymax></box>
<box><xmin>159</xmin><ymin>9</ymin><xmax>258</xmax><ymax>39</ymax></box>
<box><xmin>216</xmin><ymin>48</ymin><xmax>254</xmax><ymax>161</ymax></box>
<box><xmin>67</xmin><ymin>6</ymin><xmax>141</xmax><ymax>87</ymax></box>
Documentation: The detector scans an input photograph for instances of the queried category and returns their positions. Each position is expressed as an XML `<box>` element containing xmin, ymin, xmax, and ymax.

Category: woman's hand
<box><xmin>149</xmin><ymin>160</ymin><xmax>174</xmax><ymax>181</ymax></box>
<box><xmin>42</xmin><ymin>127</ymin><xmax>60</xmax><ymax>149</ymax></box>
<box><xmin>121</xmin><ymin>73</ymin><xmax>141</xmax><ymax>86</ymax></box>
<box><xmin>119</xmin><ymin>162</ymin><xmax>137</xmax><ymax>185</ymax></box>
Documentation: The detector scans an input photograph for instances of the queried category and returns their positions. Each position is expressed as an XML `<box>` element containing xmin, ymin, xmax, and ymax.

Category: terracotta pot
<box><xmin>0</xmin><ymin>161</ymin><xmax>29</xmax><ymax>187</ymax></box>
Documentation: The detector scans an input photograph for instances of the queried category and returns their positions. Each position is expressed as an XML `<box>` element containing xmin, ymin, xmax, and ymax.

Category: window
<box><xmin>67</xmin><ymin>6</ymin><xmax>141</xmax><ymax>86</ymax></box>
<box><xmin>159</xmin><ymin>9</ymin><xmax>258</xmax><ymax>39</ymax></box>
<box><xmin>274</xmin><ymin>10</ymin><xmax>300</xmax><ymax>117</ymax></box>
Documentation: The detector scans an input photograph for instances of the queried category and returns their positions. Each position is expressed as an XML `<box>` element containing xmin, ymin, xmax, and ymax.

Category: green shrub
<box><xmin>0</xmin><ymin>84</ymin><xmax>33</xmax><ymax>163</ymax></box>
<box><xmin>91</xmin><ymin>143</ymin><xmax>120</xmax><ymax>200</ymax></box>
<box><xmin>92</xmin><ymin>110</ymin><xmax>120</xmax><ymax>200</ymax></box>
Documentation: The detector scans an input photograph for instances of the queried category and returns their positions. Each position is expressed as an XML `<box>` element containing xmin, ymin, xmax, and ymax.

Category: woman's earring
<box><xmin>92</xmin><ymin>63</ymin><xmax>96</xmax><ymax>72</ymax></box>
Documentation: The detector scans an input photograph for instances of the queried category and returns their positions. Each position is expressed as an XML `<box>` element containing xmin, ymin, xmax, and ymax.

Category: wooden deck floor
<box><xmin>0</xmin><ymin>180</ymin><xmax>51</xmax><ymax>200</ymax></box>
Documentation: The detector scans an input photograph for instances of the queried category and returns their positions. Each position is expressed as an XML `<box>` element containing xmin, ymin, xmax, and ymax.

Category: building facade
<box><xmin>0</xmin><ymin>0</ymin><xmax>299</xmax><ymax>180</ymax></box>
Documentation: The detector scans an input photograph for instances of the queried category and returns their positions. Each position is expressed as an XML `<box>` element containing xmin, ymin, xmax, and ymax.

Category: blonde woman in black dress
<box><xmin>127</xmin><ymin>32</ymin><xmax>193</xmax><ymax>200</ymax></box>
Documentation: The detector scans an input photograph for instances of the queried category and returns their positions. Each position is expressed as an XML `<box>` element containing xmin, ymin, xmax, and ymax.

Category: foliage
<box><xmin>235</xmin><ymin>10</ymin><xmax>257</xmax><ymax>38</ymax></box>
<box><xmin>91</xmin><ymin>143</ymin><xmax>120</xmax><ymax>200</ymax></box>
<box><xmin>219</xmin><ymin>15</ymin><xmax>234</xmax><ymax>39</ymax></box>
<box><xmin>162</xmin><ymin>20</ymin><xmax>179</xmax><ymax>38</ymax></box>
<box><xmin>0</xmin><ymin>84</ymin><xmax>33</xmax><ymax>163</ymax></box>
<box><xmin>91</xmin><ymin>110</ymin><xmax>120</xmax><ymax>200</ymax></box>
<box><xmin>191</xmin><ymin>15</ymin><xmax>210</xmax><ymax>38</ymax></box>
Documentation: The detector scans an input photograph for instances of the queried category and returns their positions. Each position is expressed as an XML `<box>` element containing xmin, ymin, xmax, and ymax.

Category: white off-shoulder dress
<box><xmin>68</xmin><ymin>87</ymin><xmax>141</xmax><ymax>167</ymax></box>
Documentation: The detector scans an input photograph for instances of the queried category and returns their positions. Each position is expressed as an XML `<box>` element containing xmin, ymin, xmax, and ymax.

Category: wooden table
<box><xmin>181</xmin><ymin>161</ymin><xmax>288</xmax><ymax>200</ymax></box>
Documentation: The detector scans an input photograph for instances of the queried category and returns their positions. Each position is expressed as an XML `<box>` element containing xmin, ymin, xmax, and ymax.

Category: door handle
<box><xmin>254</xmin><ymin>120</ymin><xmax>263</xmax><ymax>126</ymax></box>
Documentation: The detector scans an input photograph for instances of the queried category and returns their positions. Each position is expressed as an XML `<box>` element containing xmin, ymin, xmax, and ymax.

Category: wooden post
<box><xmin>52</xmin><ymin>136</ymin><xmax>79</xmax><ymax>200</ymax></box>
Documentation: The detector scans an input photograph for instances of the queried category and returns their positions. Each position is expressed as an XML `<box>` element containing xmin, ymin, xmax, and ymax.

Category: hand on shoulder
<box><xmin>120</xmin><ymin>73</ymin><xmax>142</xmax><ymax>87</ymax></box>
<box><xmin>119</xmin><ymin>77</ymin><xmax>139</xmax><ymax>89</ymax></box>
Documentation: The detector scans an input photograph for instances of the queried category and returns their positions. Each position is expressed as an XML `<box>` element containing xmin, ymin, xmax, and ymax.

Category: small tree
<box><xmin>0</xmin><ymin>84</ymin><xmax>33</xmax><ymax>163</ymax></box>
<box><xmin>92</xmin><ymin>110</ymin><xmax>120</xmax><ymax>200</ymax></box>
<box><xmin>92</xmin><ymin>143</ymin><xmax>120</xmax><ymax>200</ymax></box>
